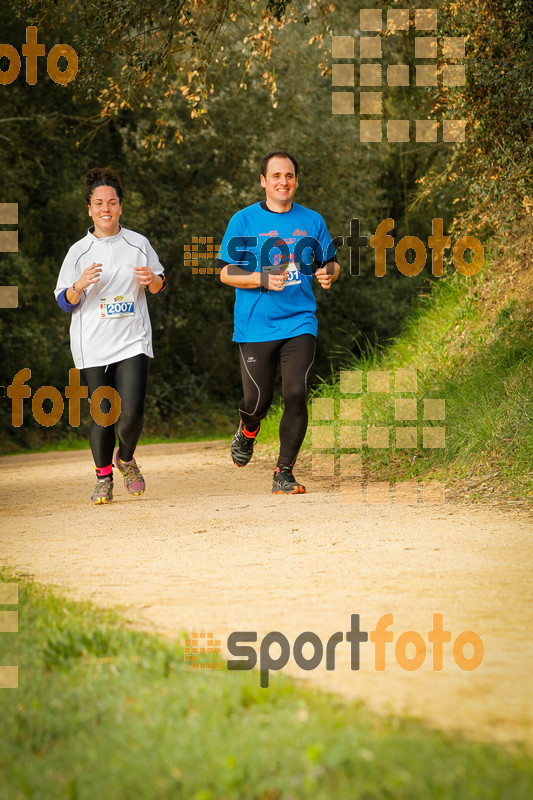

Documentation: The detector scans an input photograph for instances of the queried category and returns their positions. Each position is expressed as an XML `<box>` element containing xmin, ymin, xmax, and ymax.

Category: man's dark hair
<box><xmin>260</xmin><ymin>151</ymin><xmax>299</xmax><ymax>177</ymax></box>
<box><xmin>85</xmin><ymin>167</ymin><xmax>124</xmax><ymax>204</ymax></box>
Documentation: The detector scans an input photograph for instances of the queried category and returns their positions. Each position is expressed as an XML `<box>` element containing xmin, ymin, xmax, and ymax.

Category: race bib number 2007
<box><xmin>100</xmin><ymin>294</ymin><xmax>135</xmax><ymax>319</ymax></box>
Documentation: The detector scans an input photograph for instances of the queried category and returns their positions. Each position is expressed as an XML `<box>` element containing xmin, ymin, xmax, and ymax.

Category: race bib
<box><xmin>285</xmin><ymin>266</ymin><xmax>301</xmax><ymax>286</ymax></box>
<box><xmin>100</xmin><ymin>294</ymin><xmax>135</xmax><ymax>318</ymax></box>
<box><xmin>262</xmin><ymin>264</ymin><xmax>302</xmax><ymax>286</ymax></box>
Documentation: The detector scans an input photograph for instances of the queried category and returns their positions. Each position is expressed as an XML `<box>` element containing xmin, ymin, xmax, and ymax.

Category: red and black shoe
<box><xmin>272</xmin><ymin>465</ymin><xmax>306</xmax><ymax>494</ymax></box>
<box><xmin>231</xmin><ymin>422</ymin><xmax>259</xmax><ymax>467</ymax></box>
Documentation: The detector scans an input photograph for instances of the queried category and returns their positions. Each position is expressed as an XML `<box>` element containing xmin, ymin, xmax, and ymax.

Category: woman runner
<box><xmin>54</xmin><ymin>167</ymin><xmax>165</xmax><ymax>504</ymax></box>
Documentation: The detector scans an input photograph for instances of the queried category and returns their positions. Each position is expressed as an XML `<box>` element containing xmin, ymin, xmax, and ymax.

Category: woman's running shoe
<box><xmin>272</xmin><ymin>465</ymin><xmax>306</xmax><ymax>494</ymax></box>
<box><xmin>91</xmin><ymin>477</ymin><xmax>113</xmax><ymax>504</ymax></box>
<box><xmin>113</xmin><ymin>451</ymin><xmax>145</xmax><ymax>495</ymax></box>
<box><xmin>231</xmin><ymin>422</ymin><xmax>259</xmax><ymax>467</ymax></box>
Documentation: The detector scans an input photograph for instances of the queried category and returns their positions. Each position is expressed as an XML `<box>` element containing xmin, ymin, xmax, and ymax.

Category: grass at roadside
<box><xmin>262</xmin><ymin>261</ymin><xmax>533</xmax><ymax>499</ymax></box>
<box><xmin>0</xmin><ymin>423</ymin><xmax>233</xmax><ymax>458</ymax></box>
<box><xmin>1</xmin><ymin>572</ymin><xmax>532</xmax><ymax>800</ymax></box>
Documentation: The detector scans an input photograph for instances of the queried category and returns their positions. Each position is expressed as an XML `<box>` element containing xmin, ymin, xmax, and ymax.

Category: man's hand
<box><xmin>267</xmin><ymin>268</ymin><xmax>289</xmax><ymax>291</ymax></box>
<box><xmin>315</xmin><ymin>262</ymin><xmax>340</xmax><ymax>290</ymax></box>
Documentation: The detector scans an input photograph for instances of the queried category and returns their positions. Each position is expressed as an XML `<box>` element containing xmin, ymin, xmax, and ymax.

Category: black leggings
<box><xmin>81</xmin><ymin>353</ymin><xmax>150</xmax><ymax>468</ymax></box>
<box><xmin>238</xmin><ymin>333</ymin><xmax>316</xmax><ymax>467</ymax></box>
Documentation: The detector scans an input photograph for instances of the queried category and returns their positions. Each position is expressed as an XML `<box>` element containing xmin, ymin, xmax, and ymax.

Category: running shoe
<box><xmin>272</xmin><ymin>466</ymin><xmax>306</xmax><ymax>494</ymax></box>
<box><xmin>231</xmin><ymin>422</ymin><xmax>259</xmax><ymax>467</ymax></box>
<box><xmin>91</xmin><ymin>477</ymin><xmax>113</xmax><ymax>505</ymax></box>
<box><xmin>113</xmin><ymin>451</ymin><xmax>145</xmax><ymax>496</ymax></box>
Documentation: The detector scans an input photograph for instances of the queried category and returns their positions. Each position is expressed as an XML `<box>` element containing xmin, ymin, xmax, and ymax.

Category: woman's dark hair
<box><xmin>260</xmin><ymin>150</ymin><xmax>299</xmax><ymax>177</ymax></box>
<box><xmin>85</xmin><ymin>167</ymin><xmax>124</xmax><ymax>204</ymax></box>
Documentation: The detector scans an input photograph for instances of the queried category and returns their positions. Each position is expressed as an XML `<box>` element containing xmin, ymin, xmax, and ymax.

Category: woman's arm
<box><xmin>147</xmin><ymin>273</ymin><xmax>165</xmax><ymax>294</ymax></box>
<box><xmin>134</xmin><ymin>267</ymin><xmax>165</xmax><ymax>294</ymax></box>
<box><xmin>58</xmin><ymin>262</ymin><xmax>103</xmax><ymax>308</ymax></box>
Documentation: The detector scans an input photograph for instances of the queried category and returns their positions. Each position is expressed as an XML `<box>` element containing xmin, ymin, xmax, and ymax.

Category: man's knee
<box><xmin>283</xmin><ymin>388</ymin><xmax>307</xmax><ymax>414</ymax></box>
<box><xmin>241</xmin><ymin>398</ymin><xmax>272</xmax><ymax>421</ymax></box>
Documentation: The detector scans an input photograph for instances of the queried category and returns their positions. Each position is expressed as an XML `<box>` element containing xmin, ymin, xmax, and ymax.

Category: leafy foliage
<box><xmin>14</xmin><ymin>0</ymin><xmax>335</xmax><ymax>146</ymax></box>
<box><xmin>1</xmin><ymin>0</ymin><xmax>530</xmax><ymax>451</ymax></box>
<box><xmin>420</xmin><ymin>0</ymin><xmax>533</xmax><ymax>233</ymax></box>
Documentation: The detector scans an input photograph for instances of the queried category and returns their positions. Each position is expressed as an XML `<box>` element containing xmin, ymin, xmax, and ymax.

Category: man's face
<box><xmin>260</xmin><ymin>157</ymin><xmax>298</xmax><ymax>208</ymax></box>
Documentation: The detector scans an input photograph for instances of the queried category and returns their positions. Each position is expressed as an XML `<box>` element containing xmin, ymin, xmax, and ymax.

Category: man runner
<box><xmin>219</xmin><ymin>150</ymin><xmax>340</xmax><ymax>494</ymax></box>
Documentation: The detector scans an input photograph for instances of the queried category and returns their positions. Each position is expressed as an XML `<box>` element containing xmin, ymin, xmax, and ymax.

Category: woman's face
<box><xmin>88</xmin><ymin>185</ymin><xmax>122</xmax><ymax>238</ymax></box>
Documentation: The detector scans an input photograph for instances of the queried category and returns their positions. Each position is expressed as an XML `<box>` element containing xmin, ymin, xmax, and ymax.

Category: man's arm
<box><xmin>315</xmin><ymin>260</ymin><xmax>340</xmax><ymax>290</ymax></box>
<box><xmin>219</xmin><ymin>262</ymin><xmax>288</xmax><ymax>292</ymax></box>
<box><xmin>219</xmin><ymin>263</ymin><xmax>261</xmax><ymax>289</ymax></box>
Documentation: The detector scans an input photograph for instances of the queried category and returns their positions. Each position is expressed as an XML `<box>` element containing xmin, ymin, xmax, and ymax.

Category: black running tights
<box><xmin>81</xmin><ymin>353</ymin><xmax>150</xmax><ymax>468</ymax></box>
<box><xmin>238</xmin><ymin>334</ymin><xmax>316</xmax><ymax>467</ymax></box>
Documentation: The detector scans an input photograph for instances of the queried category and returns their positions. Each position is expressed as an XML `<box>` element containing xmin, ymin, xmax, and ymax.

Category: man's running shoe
<box><xmin>272</xmin><ymin>465</ymin><xmax>306</xmax><ymax>494</ymax></box>
<box><xmin>231</xmin><ymin>422</ymin><xmax>259</xmax><ymax>467</ymax></box>
<box><xmin>113</xmin><ymin>451</ymin><xmax>145</xmax><ymax>496</ymax></box>
<box><xmin>91</xmin><ymin>477</ymin><xmax>113</xmax><ymax>505</ymax></box>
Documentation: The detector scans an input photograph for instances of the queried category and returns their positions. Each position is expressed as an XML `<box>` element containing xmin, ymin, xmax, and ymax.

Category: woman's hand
<box><xmin>76</xmin><ymin>262</ymin><xmax>102</xmax><ymax>291</ymax></box>
<box><xmin>135</xmin><ymin>266</ymin><xmax>163</xmax><ymax>293</ymax></box>
<box><xmin>66</xmin><ymin>262</ymin><xmax>102</xmax><ymax>304</ymax></box>
<box><xmin>134</xmin><ymin>266</ymin><xmax>155</xmax><ymax>286</ymax></box>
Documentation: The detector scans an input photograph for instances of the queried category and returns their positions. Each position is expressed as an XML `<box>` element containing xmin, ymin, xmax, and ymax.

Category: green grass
<box><xmin>0</xmin><ymin>424</ymin><xmax>232</xmax><ymax>458</ymax></box>
<box><xmin>263</xmin><ymin>265</ymin><xmax>533</xmax><ymax>498</ymax></box>
<box><xmin>1</xmin><ymin>572</ymin><xmax>532</xmax><ymax>799</ymax></box>
<box><xmin>0</xmin><ymin>389</ymin><xmax>236</xmax><ymax>456</ymax></box>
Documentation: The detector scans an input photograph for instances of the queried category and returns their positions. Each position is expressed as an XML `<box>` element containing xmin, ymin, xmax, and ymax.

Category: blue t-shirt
<box><xmin>219</xmin><ymin>201</ymin><xmax>336</xmax><ymax>342</ymax></box>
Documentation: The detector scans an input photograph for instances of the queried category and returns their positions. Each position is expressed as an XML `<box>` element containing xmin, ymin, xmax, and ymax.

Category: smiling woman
<box><xmin>53</xmin><ymin>167</ymin><xmax>167</xmax><ymax>505</ymax></box>
<box><xmin>87</xmin><ymin>184</ymin><xmax>122</xmax><ymax>239</ymax></box>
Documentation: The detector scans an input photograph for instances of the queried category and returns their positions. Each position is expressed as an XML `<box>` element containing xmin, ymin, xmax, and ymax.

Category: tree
<box><xmin>13</xmin><ymin>0</ymin><xmax>335</xmax><ymax>145</ymax></box>
<box><xmin>419</xmin><ymin>0</ymin><xmax>533</xmax><ymax>234</ymax></box>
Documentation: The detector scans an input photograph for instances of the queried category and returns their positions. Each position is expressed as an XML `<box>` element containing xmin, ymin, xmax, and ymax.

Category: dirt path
<box><xmin>1</xmin><ymin>441</ymin><xmax>532</xmax><ymax>747</ymax></box>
